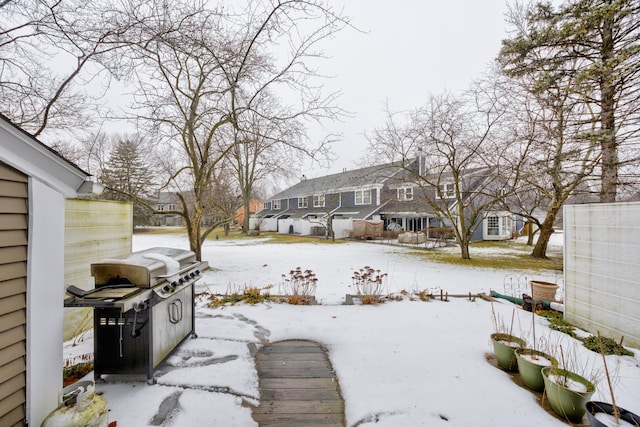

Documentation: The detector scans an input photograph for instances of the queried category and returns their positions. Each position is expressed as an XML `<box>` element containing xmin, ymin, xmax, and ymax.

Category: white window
<box><xmin>254</xmin><ymin>204</ymin><xmax>259</xmax><ymax>213</ymax></box>
<box><xmin>167</xmin><ymin>204</ymin><xmax>176</xmax><ymax>211</ymax></box>
<box><xmin>313</xmin><ymin>194</ymin><xmax>325</xmax><ymax>207</ymax></box>
<box><xmin>355</xmin><ymin>189</ymin><xmax>371</xmax><ymax>205</ymax></box>
<box><xmin>157</xmin><ymin>204</ymin><xmax>164</xmax><ymax>211</ymax></box>
<box><xmin>439</xmin><ymin>183</ymin><xmax>455</xmax><ymax>199</ymax></box>
<box><xmin>273</xmin><ymin>200</ymin><xmax>281</xmax><ymax>210</ymax></box>
<box><xmin>502</xmin><ymin>216</ymin><xmax>512</xmax><ymax>235</ymax></box>
<box><xmin>487</xmin><ymin>216</ymin><xmax>499</xmax><ymax>236</ymax></box>
<box><xmin>298</xmin><ymin>197</ymin><xmax>308</xmax><ymax>208</ymax></box>
<box><xmin>397</xmin><ymin>187</ymin><xmax>413</xmax><ymax>201</ymax></box>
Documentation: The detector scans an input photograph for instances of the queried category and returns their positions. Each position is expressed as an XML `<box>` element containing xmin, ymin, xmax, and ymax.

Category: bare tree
<box><xmin>229</xmin><ymin>89</ymin><xmax>312</xmax><ymax>233</ymax></box>
<box><xmin>0</xmin><ymin>0</ymin><xmax>144</xmax><ymax>137</ymax></box>
<box><xmin>498</xmin><ymin>60</ymin><xmax>601</xmax><ymax>258</ymax></box>
<box><xmin>370</xmin><ymin>91</ymin><xmax>508</xmax><ymax>260</ymax></box>
<box><xmin>122</xmin><ymin>0</ymin><xmax>347</xmax><ymax>259</ymax></box>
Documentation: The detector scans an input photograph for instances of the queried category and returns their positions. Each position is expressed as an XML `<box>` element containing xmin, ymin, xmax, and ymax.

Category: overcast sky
<box><xmin>303</xmin><ymin>0</ymin><xmax>511</xmax><ymax>177</ymax></box>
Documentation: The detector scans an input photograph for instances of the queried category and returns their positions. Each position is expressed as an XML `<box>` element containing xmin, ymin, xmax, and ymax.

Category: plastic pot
<box><xmin>515</xmin><ymin>348</ymin><xmax>558</xmax><ymax>392</ymax></box>
<box><xmin>541</xmin><ymin>366</ymin><xmax>595</xmax><ymax>423</ymax></box>
<box><xmin>491</xmin><ymin>333</ymin><xmax>525</xmax><ymax>371</ymax></box>
<box><xmin>586</xmin><ymin>401</ymin><xmax>640</xmax><ymax>427</ymax></box>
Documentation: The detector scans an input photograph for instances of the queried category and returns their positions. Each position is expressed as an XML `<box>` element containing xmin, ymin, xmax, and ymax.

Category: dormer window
<box><xmin>157</xmin><ymin>204</ymin><xmax>164</xmax><ymax>211</ymax></box>
<box><xmin>438</xmin><ymin>183</ymin><xmax>455</xmax><ymax>199</ymax></box>
<box><xmin>298</xmin><ymin>197</ymin><xmax>308</xmax><ymax>208</ymax></box>
<box><xmin>355</xmin><ymin>189</ymin><xmax>371</xmax><ymax>205</ymax></box>
<box><xmin>273</xmin><ymin>200</ymin><xmax>281</xmax><ymax>210</ymax></box>
<box><xmin>397</xmin><ymin>187</ymin><xmax>413</xmax><ymax>201</ymax></box>
<box><xmin>313</xmin><ymin>194</ymin><xmax>325</xmax><ymax>207</ymax></box>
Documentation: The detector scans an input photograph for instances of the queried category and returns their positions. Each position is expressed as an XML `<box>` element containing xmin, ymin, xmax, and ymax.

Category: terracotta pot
<box><xmin>529</xmin><ymin>280</ymin><xmax>559</xmax><ymax>301</ymax></box>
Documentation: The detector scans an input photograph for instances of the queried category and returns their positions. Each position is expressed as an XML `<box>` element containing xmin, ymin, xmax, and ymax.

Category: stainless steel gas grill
<box><xmin>64</xmin><ymin>247</ymin><xmax>208</xmax><ymax>383</ymax></box>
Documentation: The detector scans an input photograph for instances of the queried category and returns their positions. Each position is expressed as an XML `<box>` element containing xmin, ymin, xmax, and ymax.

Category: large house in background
<box><xmin>150</xmin><ymin>191</ymin><xmax>183</xmax><ymax>226</ymax></box>
<box><xmin>253</xmin><ymin>158</ymin><xmax>520</xmax><ymax>241</ymax></box>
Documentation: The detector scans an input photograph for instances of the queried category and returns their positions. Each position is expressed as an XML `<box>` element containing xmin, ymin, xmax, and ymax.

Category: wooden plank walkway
<box><xmin>253</xmin><ymin>340</ymin><xmax>345</xmax><ymax>427</ymax></box>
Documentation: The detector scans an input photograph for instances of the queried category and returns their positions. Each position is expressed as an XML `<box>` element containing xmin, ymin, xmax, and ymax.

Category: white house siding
<box><xmin>333</xmin><ymin>219</ymin><xmax>354</xmax><ymax>239</ymax></box>
<box><xmin>251</xmin><ymin>217</ymin><xmax>277</xmax><ymax>232</ymax></box>
<box><xmin>278</xmin><ymin>218</ymin><xmax>296</xmax><ymax>235</ymax></box>
<box><xmin>26</xmin><ymin>179</ymin><xmax>66</xmax><ymax>426</ymax></box>
<box><xmin>564</xmin><ymin>202</ymin><xmax>640</xmax><ymax>348</ymax></box>
<box><xmin>64</xmin><ymin>199</ymin><xmax>133</xmax><ymax>340</ymax></box>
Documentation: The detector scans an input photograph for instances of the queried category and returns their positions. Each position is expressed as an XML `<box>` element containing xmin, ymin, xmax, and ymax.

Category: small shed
<box><xmin>0</xmin><ymin>114</ymin><xmax>96</xmax><ymax>426</ymax></box>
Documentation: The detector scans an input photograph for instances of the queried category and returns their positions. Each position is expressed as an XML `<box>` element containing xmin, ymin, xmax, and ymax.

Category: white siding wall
<box><xmin>26</xmin><ymin>179</ymin><xmax>65</xmax><ymax>426</ymax></box>
<box><xmin>333</xmin><ymin>219</ymin><xmax>354</xmax><ymax>238</ymax></box>
<box><xmin>251</xmin><ymin>217</ymin><xmax>278</xmax><ymax>232</ymax></box>
<box><xmin>564</xmin><ymin>202</ymin><xmax>640</xmax><ymax>348</ymax></box>
<box><xmin>278</xmin><ymin>218</ymin><xmax>296</xmax><ymax>235</ymax></box>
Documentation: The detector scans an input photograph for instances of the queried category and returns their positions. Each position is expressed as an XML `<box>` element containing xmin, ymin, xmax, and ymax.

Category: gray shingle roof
<box><xmin>269</xmin><ymin>162</ymin><xmax>405</xmax><ymax>200</ymax></box>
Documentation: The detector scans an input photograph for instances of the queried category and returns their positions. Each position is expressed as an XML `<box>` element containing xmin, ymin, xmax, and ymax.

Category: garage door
<box><xmin>0</xmin><ymin>161</ymin><xmax>28</xmax><ymax>427</ymax></box>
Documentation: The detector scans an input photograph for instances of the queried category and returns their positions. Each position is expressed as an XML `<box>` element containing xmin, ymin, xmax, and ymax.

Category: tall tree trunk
<box><xmin>327</xmin><ymin>215</ymin><xmax>335</xmax><ymax>242</ymax></box>
<box><xmin>599</xmin><ymin>7</ymin><xmax>618</xmax><ymax>203</ymax></box>
<box><xmin>526</xmin><ymin>220</ymin><xmax>535</xmax><ymax>245</ymax></box>
<box><xmin>459</xmin><ymin>235</ymin><xmax>471</xmax><ymax>260</ymax></box>
<box><xmin>186</xmin><ymin>206</ymin><xmax>203</xmax><ymax>261</ymax></box>
<box><xmin>531</xmin><ymin>205</ymin><xmax>560</xmax><ymax>258</ymax></box>
<box><xmin>243</xmin><ymin>202</ymin><xmax>250</xmax><ymax>233</ymax></box>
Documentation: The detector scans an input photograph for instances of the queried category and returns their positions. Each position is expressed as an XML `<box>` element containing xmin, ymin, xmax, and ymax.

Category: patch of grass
<box><xmin>63</xmin><ymin>362</ymin><xmax>94</xmax><ymax>386</ymax></box>
<box><xmin>537</xmin><ymin>310</ymin><xmax>576</xmax><ymax>337</ymax></box>
<box><xmin>536</xmin><ymin>311</ymin><xmax>634</xmax><ymax>356</ymax></box>
<box><xmin>582</xmin><ymin>335</ymin><xmax>634</xmax><ymax>357</ymax></box>
<box><xmin>410</xmin><ymin>246</ymin><xmax>563</xmax><ymax>272</ymax></box>
<box><xmin>133</xmin><ymin>227</ymin><xmax>189</xmax><ymax>235</ymax></box>
<box><xmin>207</xmin><ymin>286</ymin><xmax>273</xmax><ymax>307</ymax></box>
<box><xmin>260</xmin><ymin>232</ymin><xmax>345</xmax><ymax>244</ymax></box>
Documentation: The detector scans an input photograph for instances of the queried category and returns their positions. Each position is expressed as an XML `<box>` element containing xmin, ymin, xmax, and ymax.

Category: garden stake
<box><xmin>491</xmin><ymin>301</ymin><xmax>499</xmax><ymax>332</ymax></box>
<box><xmin>508</xmin><ymin>309</ymin><xmax>515</xmax><ymax>338</ymax></box>
<box><xmin>598</xmin><ymin>331</ymin><xmax>620</xmax><ymax>424</ymax></box>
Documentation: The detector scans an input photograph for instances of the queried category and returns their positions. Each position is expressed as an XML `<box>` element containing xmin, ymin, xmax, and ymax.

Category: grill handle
<box><xmin>157</xmin><ymin>262</ymin><xmax>201</xmax><ymax>279</ymax></box>
<box><xmin>168</xmin><ymin>299</ymin><xmax>183</xmax><ymax>324</ymax></box>
<box><xmin>66</xmin><ymin>283</ymin><xmax>135</xmax><ymax>298</ymax></box>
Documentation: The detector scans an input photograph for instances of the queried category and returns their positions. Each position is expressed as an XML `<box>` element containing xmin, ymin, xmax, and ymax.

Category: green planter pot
<box><xmin>491</xmin><ymin>333</ymin><xmax>525</xmax><ymax>371</ymax></box>
<box><xmin>515</xmin><ymin>348</ymin><xmax>558</xmax><ymax>392</ymax></box>
<box><xmin>541</xmin><ymin>366</ymin><xmax>595</xmax><ymax>423</ymax></box>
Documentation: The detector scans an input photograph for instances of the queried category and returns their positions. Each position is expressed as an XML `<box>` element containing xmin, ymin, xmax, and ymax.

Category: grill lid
<box><xmin>91</xmin><ymin>247</ymin><xmax>197</xmax><ymax>288</ymax></box>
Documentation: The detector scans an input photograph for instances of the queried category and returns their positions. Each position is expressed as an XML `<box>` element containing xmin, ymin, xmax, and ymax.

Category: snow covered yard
<box><xmin>65</xmin><ymin>231</ymin><xmax>640</xmax><ymax>426</ymax></box>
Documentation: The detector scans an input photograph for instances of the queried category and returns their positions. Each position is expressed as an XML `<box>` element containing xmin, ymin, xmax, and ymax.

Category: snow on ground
<box><xmin>65</xmin><ymin>231</ymin><xmax>640</xmax><ymax>426</ymax></box>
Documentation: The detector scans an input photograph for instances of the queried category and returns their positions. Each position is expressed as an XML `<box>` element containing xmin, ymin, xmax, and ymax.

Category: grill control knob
<box><xmin>171</xmin><ymin>281</ymin><xmax>178</xmax><ymax>289</ymax></box>
<box><xmin>179</xmin><ymin>278</ymin><xmax>185</xmax><ymax>284</ymax></box>
<box><xmin>195</xmin><ymin>270</ymin><xmax>200</xmax><ymax>275</ymax></box>
<box><xmin>190</xmin><ymin>272</ymin><xmax>196</xmax><ymax>278</ymax></box>
<box><xmin>162</xmin><ymin>285</ymin><xmax>171</xmax><ymax>292</ymax></box>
